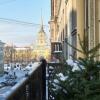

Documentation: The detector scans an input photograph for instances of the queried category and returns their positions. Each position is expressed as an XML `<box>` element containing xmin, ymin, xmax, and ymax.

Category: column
<box><xmin>88</xmin><ymin>0</ymin><xmax>95</xmax><ymax>50</ymax></box>
<box><xmin>76</xmin><ymin>0</ymin><xmax>85</xmax><ymax>58</ymax></box>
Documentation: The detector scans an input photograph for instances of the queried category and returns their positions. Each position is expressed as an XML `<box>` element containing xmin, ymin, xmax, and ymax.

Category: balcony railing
<box><xmin>51</xmin><ymin>42</ymin><xmax>62</xmax><ymax>54</ymax></box>
<box><xmin>0</xmin><ymin>61</ymin><xmax>46</xmax><ymax>100</ymax></box>
<box><xmin>47</xmin><ymin>63</ymin><xmax>63</xmax><ymax>100</ymax></box>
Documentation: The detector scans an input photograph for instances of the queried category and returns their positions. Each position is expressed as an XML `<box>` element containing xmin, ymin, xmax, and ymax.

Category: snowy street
<box><xmin>0</xmin><ymin>62</ymin><xmax>41</xmax><ymax>99</ymax></box>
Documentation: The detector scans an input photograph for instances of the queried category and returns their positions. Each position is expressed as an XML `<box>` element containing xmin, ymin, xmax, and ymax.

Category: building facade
<box><xmin>4</xmin><ymin>44</ymin><xmax>32</xmax><ymax>66</ymax></box>
<box><xmin>14</xmin><ymin>47</ymin><xmax>32</xmax><ymax>64</ymax></box>
<box><xmin>50</xmin><ymin>0</ymin><xmax>100</xmax><ymax>60</ymax></box>
<box><xmin>0</xmin><ymin>41</ymin><xmax>5</xmax><ymax>75</ymax></box>
<box><xmin>4</xmin><ymin>44</ymin><xmax>15</xmax><ymax>64</ymax></box>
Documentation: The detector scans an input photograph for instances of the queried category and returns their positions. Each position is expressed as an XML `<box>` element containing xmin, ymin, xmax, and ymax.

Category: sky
<box><xmin>0</xmin><ymin>0</ymin><xmax>50</xmax><ymax>46</ymax></box>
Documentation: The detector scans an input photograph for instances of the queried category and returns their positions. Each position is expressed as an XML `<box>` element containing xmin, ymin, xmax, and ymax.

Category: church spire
<box><xmin>41</xmin><ymin>9</ymin><xmax>43</xmax><ymax>28</ymax></box>
<box><xmin>39</xmin><ymin>9</ymin><xmax>44</xmax><ymax>33</ymax></box>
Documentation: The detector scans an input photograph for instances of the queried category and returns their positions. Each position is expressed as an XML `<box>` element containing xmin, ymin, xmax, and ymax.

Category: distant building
<box><xmin>4</xmin><ymin>43</ymin><xmax>32</xmax><ymax>66</ymax></box>
<box><xmin>4</xmin><ymin>44</ymin><xmax>15</xmax><ymax>64</ymax></box>
<box><xmin>0</xmin><ymin>41</ymin><xmax>5</xmax><ymax>75</ymax></box>
<box><xmin>32</xmin><ymin>18</ymin><xmax>50</xmax><ymax>61</ymax></box>
<box><xmin>15</xmin><ymin>47</ymin><xmax>32</xmax><ymax>64</ymax></box>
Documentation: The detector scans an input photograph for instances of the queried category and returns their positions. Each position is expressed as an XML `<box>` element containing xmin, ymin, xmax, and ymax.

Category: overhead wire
<box><xmin>0</xmin><ymin>0</ymin><xmax>49</xmax><ymax>28</ymax></box>
<box><xmin>0</xmin><ymin>0</ymin><xmax>17</xmax><ymax>5</ymax></box>
<box><xmin>0</xmin><ymin>18</ymin><xmax>49</xmax><ymax>27</ymax></box>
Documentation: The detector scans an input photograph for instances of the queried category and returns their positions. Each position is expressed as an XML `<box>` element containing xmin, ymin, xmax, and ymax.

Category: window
<box><xmin>71</xmin><ymin>29</ymin><xmax>77</xmax><ymax>58</ymax></box>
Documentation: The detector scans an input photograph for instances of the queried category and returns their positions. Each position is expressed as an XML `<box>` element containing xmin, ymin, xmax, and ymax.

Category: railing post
<box><xmin>47</xmin><ymin>63</ymin><xmax>62</xmax><ymax>100</ymax></box>
<box><xmin>40</xmin><ymin>58</ymin><xmax>47</xmax><ymax>100</ymax></box>
<box><xmin>28</xmin><ymin>66</ymin><xmax>43</xmax><ymax>100</ymax></box>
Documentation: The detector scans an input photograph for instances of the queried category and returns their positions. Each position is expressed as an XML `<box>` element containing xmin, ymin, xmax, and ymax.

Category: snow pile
<box><xmin>49</xmin><ymin>66</ymin><xmax>54</xmax><ymax>70</ymax></box>
<box><xmin>52</xmin><ymin>79</ymin><xmax>60</xmax><ymax>91</ymax></box>
<box><xmin>56</xmin><ymin>73</ymin><xmax>68</xmax><ymax>81</ymax></box>
<box><xmin>66</xmin><ymin>59</ymin><xmax>74</xmax><ymax>66</ymax></box>
<box><xmin>66</xmin><ymin>59</ymin><xmax>84</xmax><ymax>71</ymax></box>
<box><xmin>50</xmin><ymin>73</ymin><xmax>68</xmax><ymax>93</ymax></box>
<box><xmin>49</xmin><ymin>58</ymin><xmax>85</xmax><ymax>99</ymax></box>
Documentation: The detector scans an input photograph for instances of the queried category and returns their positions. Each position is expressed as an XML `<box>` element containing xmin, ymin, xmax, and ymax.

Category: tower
<box><xmin>32</xmin><ymin>14</ymin><xmax>50</xmax><ymax>60</ymax></box>
<box><xmin>37</xmin><ymin>15</ymin><xmax>47</xmax><ymax>47</ymax></box>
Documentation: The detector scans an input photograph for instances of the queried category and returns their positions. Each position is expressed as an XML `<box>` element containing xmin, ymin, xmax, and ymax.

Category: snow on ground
<box><xmin>0</xmin><ymin>62</ymin><xmax>41</xmax><ymax>97</ymax></box>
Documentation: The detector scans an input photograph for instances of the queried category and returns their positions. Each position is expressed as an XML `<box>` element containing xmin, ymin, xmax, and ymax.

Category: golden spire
<box><xmin>39</xmin><ymin>9</ymin><xmax>44</xmax><ymax>33</ymax></box>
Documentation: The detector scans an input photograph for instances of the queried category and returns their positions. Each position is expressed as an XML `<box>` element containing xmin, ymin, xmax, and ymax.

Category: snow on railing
<box><xmin>0</xmin><ymin>61</ymin><xmax>46</xmax><ymax>100</ymax></box>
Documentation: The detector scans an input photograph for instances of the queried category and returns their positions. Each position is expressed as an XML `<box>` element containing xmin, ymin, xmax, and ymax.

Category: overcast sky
<box><xmin>0</xmin><ymin>0</ymin><xmax>50</xmax><ymax>46</ymax></box>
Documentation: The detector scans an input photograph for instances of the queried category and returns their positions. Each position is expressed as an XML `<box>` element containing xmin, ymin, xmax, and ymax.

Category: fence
<box><xmin>47</xmin><ymin>63</ymin><xmax>63</xmax><ymax>100</ymax></box>
<box><xmin>0</xmin><ymin>60</ymin><xmax>46</xmax><ymax>100</ymax></box>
